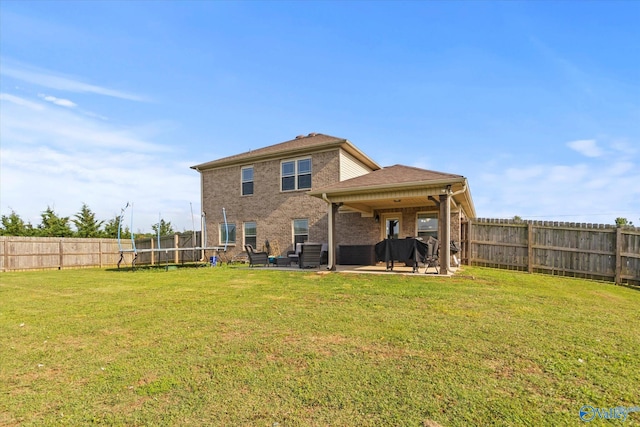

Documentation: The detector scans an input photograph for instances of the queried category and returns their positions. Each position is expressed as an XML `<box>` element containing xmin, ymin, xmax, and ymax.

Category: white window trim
<box><xmin>244</xmin><ymin>221</ymin><xmax>257</xmax><ymax>247</ymax></box>
<box><xmin>241</xmin><ymin>165</ymin><xmax>254</xmax><ymax>196</ymax></box>
<box><xmin>292</xmin><ymin>218</ymin><xmax>309</xmax><ymax>245</ymax></box>
<box><xmin>280</xmin><ymin>156</ymin><xmax>312</xmax><ymax>192</ymax></box>
<box><xmin>219</xmin><ymin>222</ymin><xmax>236</xmax><ymax>246</ymax></box>
<box><xmin>380</xmin><ymin>213</ymin><xmax>401</xmax><ymax>240</ymax></box>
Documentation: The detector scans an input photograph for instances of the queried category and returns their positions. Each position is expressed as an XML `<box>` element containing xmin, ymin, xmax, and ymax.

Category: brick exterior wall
<box><xmin>201</xmin><ymin>150</ymin><xmax>342</xmax><ymax>257</ymax></box>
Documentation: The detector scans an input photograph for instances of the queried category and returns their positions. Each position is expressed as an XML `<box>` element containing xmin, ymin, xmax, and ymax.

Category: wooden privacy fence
<box><xmin>131</xmin><ymin>232</ymin><xmax>204</xmax><ymax>266</ymax></box>
<box><xmin>0</xmin><ymin>237</ymin><xmax>132</xmax><ymax>271</ymax></box>
<box><xmin>0</xmin><ymin>232</ymin><xmax>206</xmax><ymax>271</ymax></box>
<box><xmin>464</xmin><ymin>219</ymin><xmax>640</xmax><ymax>286</ymax></box>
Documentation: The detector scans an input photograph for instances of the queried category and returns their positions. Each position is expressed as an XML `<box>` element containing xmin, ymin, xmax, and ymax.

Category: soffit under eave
<box><xmin>327</xmin><ymin>187</ymin><xmax>447</xmax><ymax>204</ymax></box>
<box><xmin>322</xmin><ymin>185</ymin><xmax>475</xmax><ymax>218</ymax></box>
<box><xmin>337</xmin><ymin>196</ymin><xmax>474</xmax><ymax>219</ymax></box>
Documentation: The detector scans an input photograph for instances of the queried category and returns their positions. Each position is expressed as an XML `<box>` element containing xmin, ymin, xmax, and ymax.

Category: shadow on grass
<box><xmin>106</xmin><ymin>262</ymin><xmax>213</xmax><ymax>272</ymax></box>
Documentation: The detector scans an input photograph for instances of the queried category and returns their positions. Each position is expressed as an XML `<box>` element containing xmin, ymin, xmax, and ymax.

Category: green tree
<box><xmin>615</xmin><ymin>217</ymin><xmax>634</xmax><ymax>227</ymax></box>
<box><xmin>0</xmin><ymin>210</ymin><xmax>35</xmax><ymax>236</ymax></box>
<box><xmin>151</xmin><ymin>219</ymin><xmax>174</xmax><ymax>236</ymax></box>
<box><xmin>103</xmin><ymin>215</ymin><xmax>132</xmax><ymax>239</ymax></box>
<box><xmin>72</xmin><ymin>203</ymin><xmax>104</xmax><ymax>238</ymax></box>
<box><xmin>37</xmin><ymin>206</ymin><xmax>74</xmax><ymax>237</ymax></box>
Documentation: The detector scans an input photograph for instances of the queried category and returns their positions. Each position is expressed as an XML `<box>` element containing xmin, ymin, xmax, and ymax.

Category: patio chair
<box><xmin>450</xmin><ymin>240</ymin><xmax>461</xmax><ymax>267</ymax></box>
<box><xmin>423</xmin><ymin>237</ymin><xmax>439</xmax><ymax>274</ymax></box>
<box><xmin>287</xmin><ymin>243</ymin><xmax>302</xmax><ymax>266</ymax></box>
<box><xmin>245</xmin><ymin>244</ymin><xmax>269</xmax><ymax>267</ymax></box>
<box><xmin>300</xmin><ymin>243</ymin><xmax>323</xmax><ymax>268</ymax></box>
<box><xmin>320</xmin><ymin>243</ymin><xmax>328</xmax><ymax>265</ymax></box>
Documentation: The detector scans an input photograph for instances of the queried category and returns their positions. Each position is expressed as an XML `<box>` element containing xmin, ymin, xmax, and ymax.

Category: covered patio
<box><xmin>308</xmin><ymin>165</ymin><xmax>476</xmax><ymax>274</ymax></box>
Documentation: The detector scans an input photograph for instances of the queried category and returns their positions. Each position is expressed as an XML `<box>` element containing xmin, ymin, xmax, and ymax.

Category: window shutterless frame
<box><xmin>244</xmin><ymin>221</ymin><xmax>257</xmax><ymax>248</ymax></box>
<box><xmin>281</xmin><ymin>157</ymin><xmax>311</xmax><ymax>191</ymax></box>
<box><xmin>293</xmin><ymin>218</ymin><xmax>309</xmax><ymax>245</ymax></box>
<box><xmin>220</xmin><ymin>223</ymin><xmax>236</xmax><ymax>245</ymax></box>
<box><xmin>380</xmin><ymin>213</ymin><xmax>401</xmax><ymax>240</ymax></box>
<box><xmin>416</xmin><ymin>212</ymin><xmax>438</xmax><ymax>239</ymax></box>
<box><xmin>241</xmin><ymin>166</ymin><xmax>254</xmax><ymax>196</ymax></box>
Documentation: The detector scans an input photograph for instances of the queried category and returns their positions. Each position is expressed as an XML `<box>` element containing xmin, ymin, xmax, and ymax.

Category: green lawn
<box><xmin>1</xmin><ymin>266</ymin><xmax>639</xmax><ymax>426</ymax></box>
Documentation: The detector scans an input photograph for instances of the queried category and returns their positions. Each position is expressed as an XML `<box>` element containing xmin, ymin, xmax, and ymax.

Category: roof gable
<box><xmin>191</xmin><ymin>133</ymin><xmax>379</xmax><ymax>170</ymax></box>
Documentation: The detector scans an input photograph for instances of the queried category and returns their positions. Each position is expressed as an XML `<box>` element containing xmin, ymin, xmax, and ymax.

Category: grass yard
<box><xmin>1</xmin><ymin>265</ymin><xmax>639</xmax><ymax>426</ymax></box>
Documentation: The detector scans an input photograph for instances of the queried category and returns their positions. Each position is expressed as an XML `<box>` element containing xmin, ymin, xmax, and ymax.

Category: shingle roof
<box><xmin>191</xmin><ymin>133</ymin><xmax>379</xmax><ymax>170</ymax></box>
<box><xmin>310</xmin><ymin>164</ymin><xmax>465</xmax><ymax>193</ymax></box>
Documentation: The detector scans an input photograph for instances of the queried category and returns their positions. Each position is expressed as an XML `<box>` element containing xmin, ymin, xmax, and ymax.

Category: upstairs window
<box><xmin>241</xmin><ymin>166</ymin><xmax>254</xmax><ymax>196</ymax></box>
<box><xmin>417</xmin><ymin>213</ymin><xmax>438</xmax><ymax>240</ymax></box>
<box><xmin>281</xmin><ymin>158</ymin><xmax>311</xmax><ymax>191</ymax></box>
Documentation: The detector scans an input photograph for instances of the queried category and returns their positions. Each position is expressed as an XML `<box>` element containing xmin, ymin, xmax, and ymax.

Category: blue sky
<box><xmin>1</xmin><ymin>1</ymin><xmax>639</xmax><ymax>232</ymax></box>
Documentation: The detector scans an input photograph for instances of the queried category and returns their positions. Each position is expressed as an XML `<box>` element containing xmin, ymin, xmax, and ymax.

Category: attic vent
<box><xmin>308</xmin><ymin>132</ymin><xmax>318</xmax><ymax>137</ymax></box>
<box><xmin>295</xmin><ymin>135</ymin><xmax>305</xmax><ymax>139</ymax></box>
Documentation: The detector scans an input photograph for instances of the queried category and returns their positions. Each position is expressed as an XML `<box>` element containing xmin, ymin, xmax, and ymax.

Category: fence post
<box><xmin>59</xmin><ymin>239</ymin><xmax>64</xmax><ymax>270</ymax></box>
<box><xmin>151</xmin><ymin>238</ymin><xmax>155</xmax><ymax>265</ymax></box>
<box><xmin>174</xmin><ymin>234</ymin><xmax>179</xmax><ymax>264</ymax></box>
<box><xmin>3</xmin><ymin>239</ymin><xmax>8</xmax><ymax>272</ymax></box>
<box><xmin>527</xmin><ymin>223</ymin><xmax>533</xmax><ymax>273</ymax></box>
<box><xmin>615</xmin><ymin>227</ymin><xmax>622</xmax><ymax>285</ymax></box>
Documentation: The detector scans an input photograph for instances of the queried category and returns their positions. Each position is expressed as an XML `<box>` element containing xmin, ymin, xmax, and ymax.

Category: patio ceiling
<box><xmin>331</xmin><ymin>187</ymin><xmax>452</xmax><ymax>216</ymax></box>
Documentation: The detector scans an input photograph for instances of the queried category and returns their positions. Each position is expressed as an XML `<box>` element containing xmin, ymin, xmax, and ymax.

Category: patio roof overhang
<box><xmin>308</xmin><ymin>165</ymin><xmax>476</xmax><ymax>274</ymax></box>
<box><xmin>308</xmin><ymin>177</ymin><xmax>476</xmax><ymax>219</ymax></box>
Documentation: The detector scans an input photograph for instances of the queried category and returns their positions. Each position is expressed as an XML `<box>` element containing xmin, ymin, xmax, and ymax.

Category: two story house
<box><xmin>191</xmin><ymin>133</ymin><xmax>476</xmax><ymax>272</ymax></box>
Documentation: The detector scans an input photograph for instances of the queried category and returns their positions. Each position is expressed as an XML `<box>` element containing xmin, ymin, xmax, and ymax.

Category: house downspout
<box><xmin>322</xmin><ymin>193</ymin><xmax>336</xmax><ymax>271</ymax></box>
<box><xmin>195</xmin><ymin>167</ymin><xmax>206</xmax><ymax>261</ymax></box>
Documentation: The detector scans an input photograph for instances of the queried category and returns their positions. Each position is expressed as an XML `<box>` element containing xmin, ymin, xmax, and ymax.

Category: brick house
<box><xmin>191</xmin><ymin>133</ymin><xmax>476</xmax><ymax>272</ymax></box>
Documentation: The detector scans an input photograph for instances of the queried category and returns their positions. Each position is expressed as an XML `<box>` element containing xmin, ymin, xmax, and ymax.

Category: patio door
<box><xmin>381</xmin><ymin>213</ymin><xmax>401</xmax><ymax>240</ymax></box>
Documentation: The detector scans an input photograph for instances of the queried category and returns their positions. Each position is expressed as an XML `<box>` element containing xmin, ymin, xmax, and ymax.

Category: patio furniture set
<box><xmin>244</xmin><ymin>242</ymin><xmax>328</xmax><ymax>268</ymax></box>
<box><xmin>244</xmin><ymin>238</ymin><xmax>459</xmax><ymax>273</ymax></box>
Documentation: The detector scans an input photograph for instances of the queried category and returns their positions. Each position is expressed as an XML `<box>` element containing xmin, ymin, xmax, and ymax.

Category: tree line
<box><xmin>0</xmin><ymin>204</ymin><xmax>175</xmax><ymax>238</ymax></box>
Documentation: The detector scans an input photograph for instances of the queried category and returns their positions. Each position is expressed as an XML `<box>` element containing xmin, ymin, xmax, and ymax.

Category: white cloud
<box><xmin>1</xmin><ymin>95</ymin><xmax>164</xmax><ymax>152</ymax></box>
<box><xmin>0</xmin><ymin>93</ymin><xmax>44</xmax><ymax>111</ymax></box>
<box><xmin>1</xmin><ymin>60</ymin><xmax>148</xmax><ymax>102</ymax></box>
<box><xmin>39</xmin><ymin>93</ymin><xmax>77</xmax><ymax>108</ymax></box>
<box><xmin>474</xmin><ymin>156</ymin><xmax>640</xmax><ymax>223</ymax></box>
<box><xmin>610</xmin><ymin>139</ymin><xmax>637</xmax><ymax>155</ymax></box>
<box><xmin>567</xmin><ymin>139</ymin><xmax>603</xmax><ymax>158</ymax></box>
<box><xmin>0</xmin><ymin>91</ymin><xmax>199</xmax><ymax>232</ymax></box>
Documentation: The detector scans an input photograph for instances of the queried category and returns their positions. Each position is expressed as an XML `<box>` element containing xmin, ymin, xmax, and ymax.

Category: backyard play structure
<box><xmin>116</xmin><ymin>203</ymin><xmax>227</xmax><ymax>269</ymax></box>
